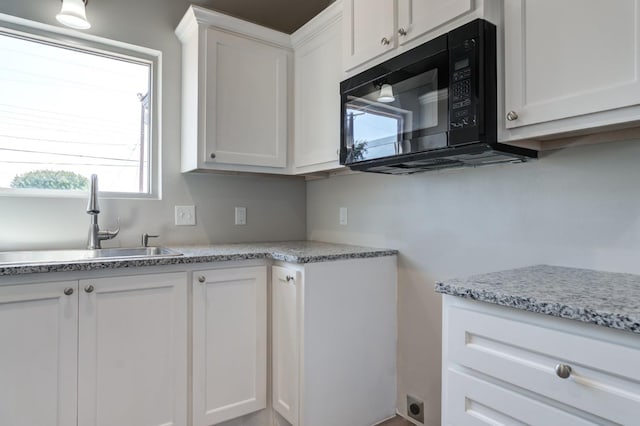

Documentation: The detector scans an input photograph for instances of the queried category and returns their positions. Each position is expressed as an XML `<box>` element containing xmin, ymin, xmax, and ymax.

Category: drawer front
<box><xmin>444</xmin><ymin>369</ymin><xmax>603</xmax><ymax>426</ymax></box>
<box><xmin>447</xmin><ymin>306</ymin><xmax>640</xmax><ymax>424</ymax></box>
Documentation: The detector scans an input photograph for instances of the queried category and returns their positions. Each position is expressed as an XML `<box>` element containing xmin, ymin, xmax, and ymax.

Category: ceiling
<box><xmin>192</xmin><ymin>0</ymin><xmax>334</xmax><ymax>34</ymax></box>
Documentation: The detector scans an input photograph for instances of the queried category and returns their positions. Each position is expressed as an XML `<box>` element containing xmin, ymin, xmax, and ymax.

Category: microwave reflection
<box><xmin>345</xmin><ymin>68</ymin><xmax>448</xmax><ymax>163</ymax></box>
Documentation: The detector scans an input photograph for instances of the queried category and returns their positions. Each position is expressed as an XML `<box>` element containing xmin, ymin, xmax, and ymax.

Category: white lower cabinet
<box><xmin>272</xmin><ymin>256</ymin><xmax>398</xmax><ymax>426</ymax></box>
<box><xmin>0</xmin><ymin>257</ymin><xmax>396</xmax><ymax>426</ymax></box>
<box><xmin>272</xmin><ymin>266</ymin><xmax>301</xmax><ymax>425</ymax></box>
<box><xmin>0</xmin><ymin>272</ymin><xmax>188</xmax><ymax>426</ymax></box>
<box><xmin>0</xmin><ymin>280</ymin><xmax>78</xmax><ymax>426</ymax></box>
<box><xmin>77</xmin><ymin>273</ymin><xmax>187</xmax><ymax>426</ymax></box>
<box><xmin>442</xmin><ymin>295</ymin><xmax>640</xmax><ymax>425</ymax></box>
<box><xmin>191</xmin><ymin>265</ymin><xmax>268</xmax><ymax>426</ymax></box>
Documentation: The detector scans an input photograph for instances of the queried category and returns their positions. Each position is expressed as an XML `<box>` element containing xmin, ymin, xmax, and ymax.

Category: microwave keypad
<box><xmin>450</xmin><ymin>66</ymin><xmax>474</xmax><ymax>129</ymax></box>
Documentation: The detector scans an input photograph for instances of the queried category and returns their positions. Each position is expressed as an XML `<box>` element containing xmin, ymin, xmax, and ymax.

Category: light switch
<box><xmin>235</xmin><ymin>207</ymin><xmax>247</xmax><ymax>225</ymax></box>
<box><xmin>175</xmin><ymin>205</ymin><xmax>196</xmax><ymax>226</ymax></box>
<box><xmin>339</xmin><ymin>207</ymin><xmax>348</xmax><ymax>226</ymax></box>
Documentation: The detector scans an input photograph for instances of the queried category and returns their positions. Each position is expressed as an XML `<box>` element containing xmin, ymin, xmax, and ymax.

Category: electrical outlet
<box><xmin>339</xmin><ymin>207</ymin><xmax>348</xmax><ymax>225</ymax></box>
<box><xmin>407</xmin><ymin>395</ymin><xmax>424</xmax><ymax>424</ymax></box>
<box><xmin>235</xmin><ymin>207</ymin><xmax>247</xmax><ymax>225</ymax></box>
<box><xmin>175</xmin><ymin>205</ymin><xmax>196</xmax><ymax>226</ymax></box>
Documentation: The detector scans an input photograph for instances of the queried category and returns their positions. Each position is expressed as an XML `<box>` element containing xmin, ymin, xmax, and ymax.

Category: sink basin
<box><xmin>0</xmin><ymin>247</ymin><xmax>183</xmax><ymax>265</ymax></box>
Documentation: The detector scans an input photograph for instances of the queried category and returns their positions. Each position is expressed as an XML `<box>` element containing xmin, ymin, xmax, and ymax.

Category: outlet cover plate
<box><xmin>407</xmin><ymin>394</ymin><xmax>424</xmax><ymax>424</ymax></box>
<box><xmin>175</xmin><ymin>205</ymin><xmax>196</xmax><ymax>226</ymax></box>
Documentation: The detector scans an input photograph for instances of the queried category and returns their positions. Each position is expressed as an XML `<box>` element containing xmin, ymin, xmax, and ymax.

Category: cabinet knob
<box><xmin>84</xmin><ymin>284</ymin><xmax>95</xmax><ymax>293</ymax></box>
<box><xmin>64</xmin><ymin>287</ymin><xmax>74</xmax><ymax>296</ymax></box>
<box><xmin>286</xmin><ymin>275</ymin><xmax>294</xmax><ymax>282</ymax></box>
<box><xmin>555</xmin><ymin>363</ymin><xmax>572</xmax><ymax>379</ymax></box>
<box><xmin>210</xmin><ymin>153</ymin><xmax>216</xmax><ymax>159</ymax></box>
<box><xmin>398</xmin><ymin>28</ymin><xmax>407</xmax><ymax>36</ymax></box>
<box><xmin>198</xmin><ymin>275</ymin><xmax>206</xmax><ymax>283</ymax></box>
<box><xmin>380</xmin><ymin>37</ymin><xmax>391</xmax><ymax>46</ymax></box>
<box><xmin>506</xmin><ymin>110</ymin><xmax>519</xmax><ymax>121</ymax></box>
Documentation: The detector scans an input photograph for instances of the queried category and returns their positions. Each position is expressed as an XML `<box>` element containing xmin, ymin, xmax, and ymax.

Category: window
<box><xmin>0</xmin><ymin>18</ymin><xmax>159</xmax><ymax>197</ymax></box>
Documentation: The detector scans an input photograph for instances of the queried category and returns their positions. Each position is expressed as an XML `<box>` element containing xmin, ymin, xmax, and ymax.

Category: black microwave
<box><xmin>339</xmin><ymin>19</ymin><xmax>537</xmax><ymax>174</ymax></box>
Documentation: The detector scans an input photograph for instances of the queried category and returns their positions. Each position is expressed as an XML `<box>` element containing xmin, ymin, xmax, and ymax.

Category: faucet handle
<box><xmin>142</xmin><ymin>233</ymin><xmax>159</xmax><ymax>247</ymax></box>
<box><xmin>97</xmin><ymin>217</ymin><xmax>120</xmax><ymax>242</ymax></box>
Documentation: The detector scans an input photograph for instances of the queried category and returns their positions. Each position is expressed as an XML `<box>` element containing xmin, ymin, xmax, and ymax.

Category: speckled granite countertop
<box><xmin>435</xmin><ymin>264</ymin><xmax>640</xmax><ymax>334</ymax></box>
<box><xmin>0</xmin><ymin>241</ymin><xmax>397</xmax><ymax>276</ymax></box>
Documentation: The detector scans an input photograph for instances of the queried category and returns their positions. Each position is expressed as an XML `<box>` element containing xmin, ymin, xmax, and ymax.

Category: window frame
<box><xmin>0</xmin><ymin>12</ymin><xmax>162</xmax><ymax>200</ymax></box>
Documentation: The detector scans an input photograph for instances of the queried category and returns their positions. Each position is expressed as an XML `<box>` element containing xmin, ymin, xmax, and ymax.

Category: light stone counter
<box><xmin>435</xmin><ymin>264</ymin><xmax>640</xmax><ymax>334</ymax></box>
<box><xmin>0</xmin><ymin>241</ymin><xmax>397</xmax><ymax>276</ymax></box>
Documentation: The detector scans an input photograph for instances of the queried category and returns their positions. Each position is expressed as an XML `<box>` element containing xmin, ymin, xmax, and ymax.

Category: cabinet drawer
<box><xmin>447</xmin><ymin>306</ymin><xmax>640</xmax><ymax>424</ymax></box>
<box><xmin>445</xmin><ymin>369</ymin><xmax>603</xmax><ymax>426</ymax></box>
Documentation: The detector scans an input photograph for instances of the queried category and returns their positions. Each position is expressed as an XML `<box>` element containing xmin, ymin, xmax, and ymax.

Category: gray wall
<box><xmin>0</xmin><ymin>0</ymin><xmax>306</xmax><ymax>251</ymax></box>
<box><xmin>307</xmin><ymin>139</ymin><xmax>640</xmax><ymax>424</ymax></box>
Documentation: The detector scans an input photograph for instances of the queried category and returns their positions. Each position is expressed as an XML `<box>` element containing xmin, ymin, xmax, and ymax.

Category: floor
<box><xmin>378</xmin><ymin>415</ymin><xmax>414</xmax><ymax>425</ymax></box>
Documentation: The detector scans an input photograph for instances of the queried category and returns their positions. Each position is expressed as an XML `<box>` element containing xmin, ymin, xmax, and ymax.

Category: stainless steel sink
<box><xmin>0</xmin><ymin>247</ymin><xmax>182</xmax><ymax>265</ymax></box>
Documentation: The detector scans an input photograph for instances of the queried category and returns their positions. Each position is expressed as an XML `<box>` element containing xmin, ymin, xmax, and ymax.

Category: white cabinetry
<box><xmin>343</xmin><ymin>0</ymin><xmax>478</xmax><ymax>72</ymax></box>
<box><xmin>502</xmin><ymin>0</ymin><xmax>640</xmax><ymax>142</ymax></box>
<box><xmin>396</xmin><ymin>0</ymin><xmax>473</xmax><ymax>46</ymax></box>
<box><xmin>442</xmin><ymin>295</ymin><xmax>640</xmax><ymax>425</ymax></box>
<box><xmin>272</xmin><ymin>257</ymin><xmax>397</xmax><ymax>426</ymax></box>
<box><xmin>176</xmin><ymin>6</ymin><xmax>291</xmax><ymax>174</ymax></box>
<box><xmin>0</xmin><ymin>273</ymin><xmax>187</xmax><ymax>426</ymax></box>
<box><xmin>191</xmin><ymin>265</ymin><xmax>267</xmax><ymax>426</ymax></box>
<box><xmin>77</xmin><ymin>273</ymin><xmax>187</xmax><ymax>426</ymax></box>
<box><xmin>343</xmin><ymin>0</ymin><xmax>396</xmax><ymax>71</ymax></box>
<box><xmin>272</xmin><ymin>266</ymin><xmax>301</xmax><ymax>425</ymax></box>
<box><xmin>291</xmin><ymin>1</ymin><xmax>344</xmax><ymax>174</ymax></box>
<box><xmin>0</xmin><ymin>280</ymin><xmax>78</xmax><ymax>426</ymax></box>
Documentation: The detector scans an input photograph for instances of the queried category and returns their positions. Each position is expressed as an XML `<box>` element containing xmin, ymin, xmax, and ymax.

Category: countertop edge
<box><xmin>0</xmin><ymin>245</ymin><xmax>398</xmax><ymax>276</ymax></box>
<box><xmin>435</xmin><ymin>281</ymin><xmax>640</xmax><ymax>335</ymax></box>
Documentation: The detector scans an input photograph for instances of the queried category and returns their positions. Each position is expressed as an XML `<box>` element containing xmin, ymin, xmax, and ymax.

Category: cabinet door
<box><xmin>504</xmin><ymin>0</ymin><xmax>640</xmax><ymax>129</ymax></box>
<box><xmin>272</xmin><ymin>266</ymin><xmax>302</xmax><ymax>426</ymax></box>
<box><xmin>192</xmin><ymin>266</ymin><xmax>267</xmax><ymax>425</ymax></box>
<box><xmin>397</xmin><ymin>0</ymin><xmax>472</xmax><ymax>45</ymax></box>
<box><xmin>294</xmin><ymin>15</ymin><xmax>342</xmax><ymax>173</ymax></box>
<box><xmin>204</xmin><ymin>28</ymin><xmax>288</xmax><ymax>168</ymax></box>
<box><xmin>343</xmin><ymin>0</ymin><xmax>395</xmax><ymax>71</ymax></box>
<box><xmin>77</xmin><ymin>272</ymin><xmax>187</xmax><ymax>426</ymax></box>
<box><xmin>0</xmin><ymin>281</ymin><xmax>78</xmax><ymax>426</ymax></box>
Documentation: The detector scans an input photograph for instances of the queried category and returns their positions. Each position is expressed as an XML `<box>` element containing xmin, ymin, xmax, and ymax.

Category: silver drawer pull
<box><xmin>555</xmin><ymin>363</ymin><xmax>572</xmax><ymax>379</ymax></box>
<box><xmin>64</xmin><ymin>287</ymin><xmax>74</xmax><ymax>296</ymax></box>
<box><xmin>285</xmin><ymin>275</ymin><xmax>294</xmax><ymax>282</ymax></box>
<box><xmin>84</xmin><ymin>284</ymin><xmax>95</xmax><ymax>293</ymax></box>
<box><xmin>198</xmin><ymin>275</ymin><xmax>206</xmax><ymax>283</ymax></box>
<box><xmin>380</xmin><ymin>37</ymin><xmax>391</xmax><ymax>46</ymax></box>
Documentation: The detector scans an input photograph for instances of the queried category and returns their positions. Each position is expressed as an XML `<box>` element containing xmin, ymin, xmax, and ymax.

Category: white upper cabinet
<box><xmin>292</xmin><ymin>1</ymin><xmax>344</xmax><ymax>174</ymax></box>
<box><xmin>343</xmin><ymin>0</ymin><xmax>396</xmax><ymax>71</ymax></box>
<box><xmin>343</xmin><ymin>0</ymin><xmax>482</xmax><ymax>72</ymax></box>
<box><xmin>175</xmin><ymin>6</ymin><xmax>292</xmax><ymax>174</ymax></box>
<box><xmin>502</xmin><ymin>0</ymin><xmax>640</xmax><ymax>142</ymax></box>
<box><xmin>396</xmin><ymin>0</ymin><xmax>472</xmax><ymax>46</ymax></box>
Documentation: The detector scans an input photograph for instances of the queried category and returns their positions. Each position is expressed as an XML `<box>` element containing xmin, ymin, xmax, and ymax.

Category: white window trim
<box><xmin>0</xmin><ymin>12</ymin><xmax>162</xmax><ymax>200</ymax></box>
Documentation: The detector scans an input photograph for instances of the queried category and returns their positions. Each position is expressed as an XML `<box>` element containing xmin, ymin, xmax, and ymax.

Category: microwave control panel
<box><xmin>449</xmin><ymin>38</ymin><xmax>477</xmax><ymax>131</ymax></box>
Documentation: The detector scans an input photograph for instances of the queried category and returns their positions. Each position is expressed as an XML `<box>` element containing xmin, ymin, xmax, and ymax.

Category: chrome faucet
<box><xmin>87</xmin><ymin>174</ymin><xmax>119</xmax><ymax>249</ymax></box>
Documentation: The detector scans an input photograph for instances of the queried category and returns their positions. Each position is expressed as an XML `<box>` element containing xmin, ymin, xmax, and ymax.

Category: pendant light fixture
<box><xmin>56</xmin><ymin>0</ymin><xmax>91</xmax><ymax>30</ymax></box>
<box><xmin>377</xmin><ymin>83</ymin><xmax>395</xmax><ymax>103</ymax></box>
